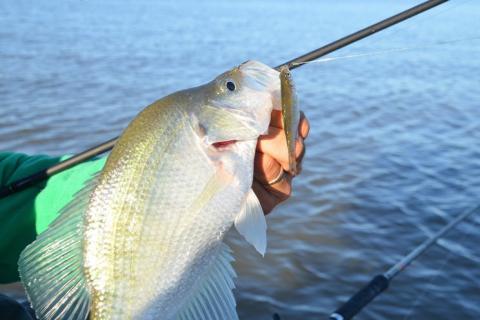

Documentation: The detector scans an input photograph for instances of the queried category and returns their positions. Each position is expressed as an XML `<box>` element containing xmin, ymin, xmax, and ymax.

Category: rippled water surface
<box><xmin>1</xmin><ymin>0</ymin><xmax>480</xmax><ymax>319</ymax></box>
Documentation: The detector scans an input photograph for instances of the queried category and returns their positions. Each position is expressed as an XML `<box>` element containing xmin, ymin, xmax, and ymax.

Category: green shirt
<box><xmin>0</xmin><ymin>152</ymin><xmax>106</xmax><ymax>283</ymax></box>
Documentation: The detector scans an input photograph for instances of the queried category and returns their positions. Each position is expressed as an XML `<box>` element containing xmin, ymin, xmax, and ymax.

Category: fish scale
<box><xmin>94</xmin><ymin>107</ymin><xmax>189</xmax><ymax>318</ymax></box>
<box><xmin>18</xmin><ymin>60</ymin><xmax>290</xmax><ymax>320</ymax></box>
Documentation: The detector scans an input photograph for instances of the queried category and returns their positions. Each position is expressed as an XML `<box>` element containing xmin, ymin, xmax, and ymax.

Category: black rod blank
<box><xmin>329</xmin><ymin>205</ymin><xmax>479</xmax><ymax>320</ymax></box>
<box><xmin>0</xmin><ymin>138</ymin><xmax>117</xmax><ymax>198</ymax></box>
<box><xmin>0</xmin><ymin>0</ymin><xmax>449</xmax><ymax>200</ymax></box>
<box><xmin>276</xmin><ymin>0</ymin><xmax>448</xmax><ymax>70</ymax></box>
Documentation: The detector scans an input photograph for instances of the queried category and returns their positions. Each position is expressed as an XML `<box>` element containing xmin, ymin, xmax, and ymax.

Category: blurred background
<box><xmin>1</xmin><ymin>0</ymin><xmax>480</xmax><ymax>319</ymax></box>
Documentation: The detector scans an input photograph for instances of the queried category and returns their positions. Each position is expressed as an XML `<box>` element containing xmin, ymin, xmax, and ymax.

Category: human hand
<box><xmin>252</xmin><ymin>110</ymin><xmax>310</xmax><ymax>214</ymax></box>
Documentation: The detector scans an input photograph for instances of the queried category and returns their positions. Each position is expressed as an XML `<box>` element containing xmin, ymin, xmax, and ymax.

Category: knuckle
<box><xmin>265</xmin><ymin>158</ymin><xmax>281</xmax><ymax>178</ymax></box>
<box><xmin>274</xmin><ymin>181</ymin><xmax>292</xmax><ymax>201</ymax></box>
<box><xmin>295</xmin><ymin>138</ymin><xmax>305</xmax><ymax>159</ymax></box>
<box><xmin>284</xmin><ymin>183</ymin><xmax>292</xmax><ymax>197</ymax></box>
<box><xmin>265</xmin><ymin>177</ymin><xmax>292</xmax><ymax>200</ymax></box>
<box><xmin>299</xmin><ymin>113</ymin><xmax>310</xmax><ymax>138</ymax></box>
<box><xmin>279</xmin><ymin>186</ymin><xmax>292</xmax><ymax>201</ymax></box>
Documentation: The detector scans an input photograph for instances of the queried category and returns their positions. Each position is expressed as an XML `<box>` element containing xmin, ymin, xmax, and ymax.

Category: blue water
<box><xmin>1</xmin><ymin>0</ymin><xmax>480</xmax><ymax>319</ymax></box>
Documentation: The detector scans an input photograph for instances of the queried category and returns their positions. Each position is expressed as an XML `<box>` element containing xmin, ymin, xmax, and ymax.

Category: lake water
<box><xmin>1</xmin><ymin>0</ymin><xmax>480</xmax><ymax>319</ymax></box>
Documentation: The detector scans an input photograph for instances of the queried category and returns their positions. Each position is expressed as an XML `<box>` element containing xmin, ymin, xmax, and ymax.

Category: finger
<box><xmin>299</xmin><ymin>111</ymin><xmax>310</xmax><ymax>139</ymax></box>
<box><xmin>252</xmin><ymin>173</ymin><xmax>293</xmax><ymax>215</ymax></box>
<box><xmin>263</xmin><ymin>172</ymin><xmax>293</xmax><ymax>202</ymax></box>
<box><xmin>295</xmin><ymin>137</ymin><xmax>305</xmax><ymax>162</ymax></box>
<box><xmin>253</xmin><ymin>152</ymin><xmax>283</xmax><ymax>184</ymax></box>
<box><xmin>252</xmin><ymin>181</ymin><xmax>277</xmax><ymax>215</ymax></box>
<box><xmin>296</xmin><ymin>162</ymin><xmax>303</xmax><ymax>175</ymax></box>
<box><xmin>269</xmin><ymin>110</ymin><xmax>283</xmax><ymax>129</ymax></box>
<box><xmin>257</xmin><ymin>128</ymin><xmax>305</xmax><ymax>172</ymax></box>
<box><xmin>257</xmin><ymin>127</ymin><xmax>289</xmax><ymax>170</ymax></box>
<box><xmin>296</xmin><ymin>137</ymin><xmax>306</xmax><ymax>163</ymax></box>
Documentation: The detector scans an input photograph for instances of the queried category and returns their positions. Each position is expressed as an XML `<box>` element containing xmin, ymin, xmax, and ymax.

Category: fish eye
<box><xmin>226</xmin><ymin>81</ymin><xmax>236</xmax><ymax>92</ymax></box>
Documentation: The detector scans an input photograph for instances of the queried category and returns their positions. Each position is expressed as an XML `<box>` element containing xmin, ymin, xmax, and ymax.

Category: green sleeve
<box><xmin>0</xmin><ymin>152</ymin><xmax>106</xmax><ymax>283</ymax></box>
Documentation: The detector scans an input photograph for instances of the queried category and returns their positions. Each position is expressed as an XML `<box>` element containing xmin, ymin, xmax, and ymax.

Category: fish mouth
<box><xmin>212</xmin><ymin>140</ymin><xmax>237</xmax><ymax>149</ymax></box>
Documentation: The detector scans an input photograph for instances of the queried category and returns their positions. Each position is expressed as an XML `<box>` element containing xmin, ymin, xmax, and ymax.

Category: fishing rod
<box><xmin>329</xmin><ymin>205</ymin><xmax>480</xmax><ymax>320</ymax></box>
<box><xmin>277</xmin><ymin>0</ymin><xmax>448</xmax><ymax>70</ymax></box>
<box><xmin>0</xmin><ymin>0</ymin><xmax>448</xmax><ymax>199</ymax></box>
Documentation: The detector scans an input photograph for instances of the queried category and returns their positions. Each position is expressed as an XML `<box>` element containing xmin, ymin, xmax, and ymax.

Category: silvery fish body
<box><xmin>18</xmin><ymin>61</ymin><xmax>282</xmax><ymax>320</ymax></box>
<box><xmin>279</xmin><ymin>66</ymin><xmax>300</xmax><ymax>175</ymax></box>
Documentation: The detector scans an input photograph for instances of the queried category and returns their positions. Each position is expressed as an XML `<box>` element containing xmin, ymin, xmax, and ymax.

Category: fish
<box><xmin>279</xmin><ymin>65</ymin><xmax>300</xmax><ymax>175</ymax></box>
<box><xmin>17</xmin><ymin>60</ymin><xmax>283</xmax><ymax>320</ymax></box>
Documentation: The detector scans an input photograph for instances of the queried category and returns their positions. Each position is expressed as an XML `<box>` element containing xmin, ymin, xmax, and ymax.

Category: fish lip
<box><xmin>212</xmin><ymin>140</ymin><xmax>237</xmax><ymax>149</ymax></box>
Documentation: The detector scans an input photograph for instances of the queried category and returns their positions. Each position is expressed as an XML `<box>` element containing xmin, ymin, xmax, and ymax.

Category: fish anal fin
<box><xmin>176</xmin><ymin>244</ymin><xmax>238</xmax><ymax>320</ymax></box>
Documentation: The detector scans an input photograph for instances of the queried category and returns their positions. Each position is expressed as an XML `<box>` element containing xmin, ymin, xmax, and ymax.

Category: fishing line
<box><xmin>2</xmin><ymin>1</ymin><xmax>456</xmax><ymax>200</ymax></box>
<box><xmin>330</xmin><ymin>205</ymin><xmax>480</xmax><ymax>320</ymax></box>
<box><xmin>405</xmin><ymin>0</ymin><xmax>475</xmax><ymax>26</ymax></box>
<box><xmin>403</xmin><ymin>247</ymin><xmax>456</xmax><ymax>319</ymax></box>
<box><xmin>405</xmin><ymin>207</ymin><xmax>475</xmax><ymax>319</ymax></box>
<box><xmin>291</xmin><ymin>36</ymin><xmax>480</xmax><ymax>67</ymax></box>
<box><xmin>402</xmin><ymin>217</ymin><xmax>474</xmax><ymax>320</ymax></box>
<box><xmin>343</xmin><ymin>0</ymin><xmax>475</xmax><ymax>54</ymax></box>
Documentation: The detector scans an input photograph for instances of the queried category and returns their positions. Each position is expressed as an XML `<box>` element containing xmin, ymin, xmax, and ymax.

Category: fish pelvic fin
<box><xmin>17</xmin><ymin>172</ymin><xmax>99</xmax><ymax>320</ymax></box>
<box><xmin>176</xmin><ymin>243</ymin><xmax>238</xmax><ymax>320</ymax></box>
<box><xmin>234</xmin><ymin>189</ymin><xmax>267</xmax><ymax>256</ymax></box>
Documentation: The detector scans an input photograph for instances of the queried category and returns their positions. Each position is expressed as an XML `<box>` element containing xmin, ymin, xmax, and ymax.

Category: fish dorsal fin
<box><xmin>18</xmin><ymin>172</ymin><xmax>100</xmax><ymax>320</ymax></box>
<box><xmin>234</xmin><ymin>189</ymin><xmax>267</xmax><ymax>256</ymax></box>
<box><xmin>176</xmin><ymin>244</ymin><xmax>238</xmax><ymax>320</ymax></box>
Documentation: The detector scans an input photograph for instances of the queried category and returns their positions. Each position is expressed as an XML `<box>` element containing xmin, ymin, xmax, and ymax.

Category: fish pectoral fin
<box><xmin>176</xmin><ymin>244</ymin><xmax>238</xmax><ymax>320</ymax></box>
<box><xmin>18</xmin><ymin>173</ymin><xmax>99</xmax><ymax>320</ymax></box>
<box><xmin>234</xmin><ymin>188</ymin><xmax>267</xmax><ymax>256</ymax></box>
